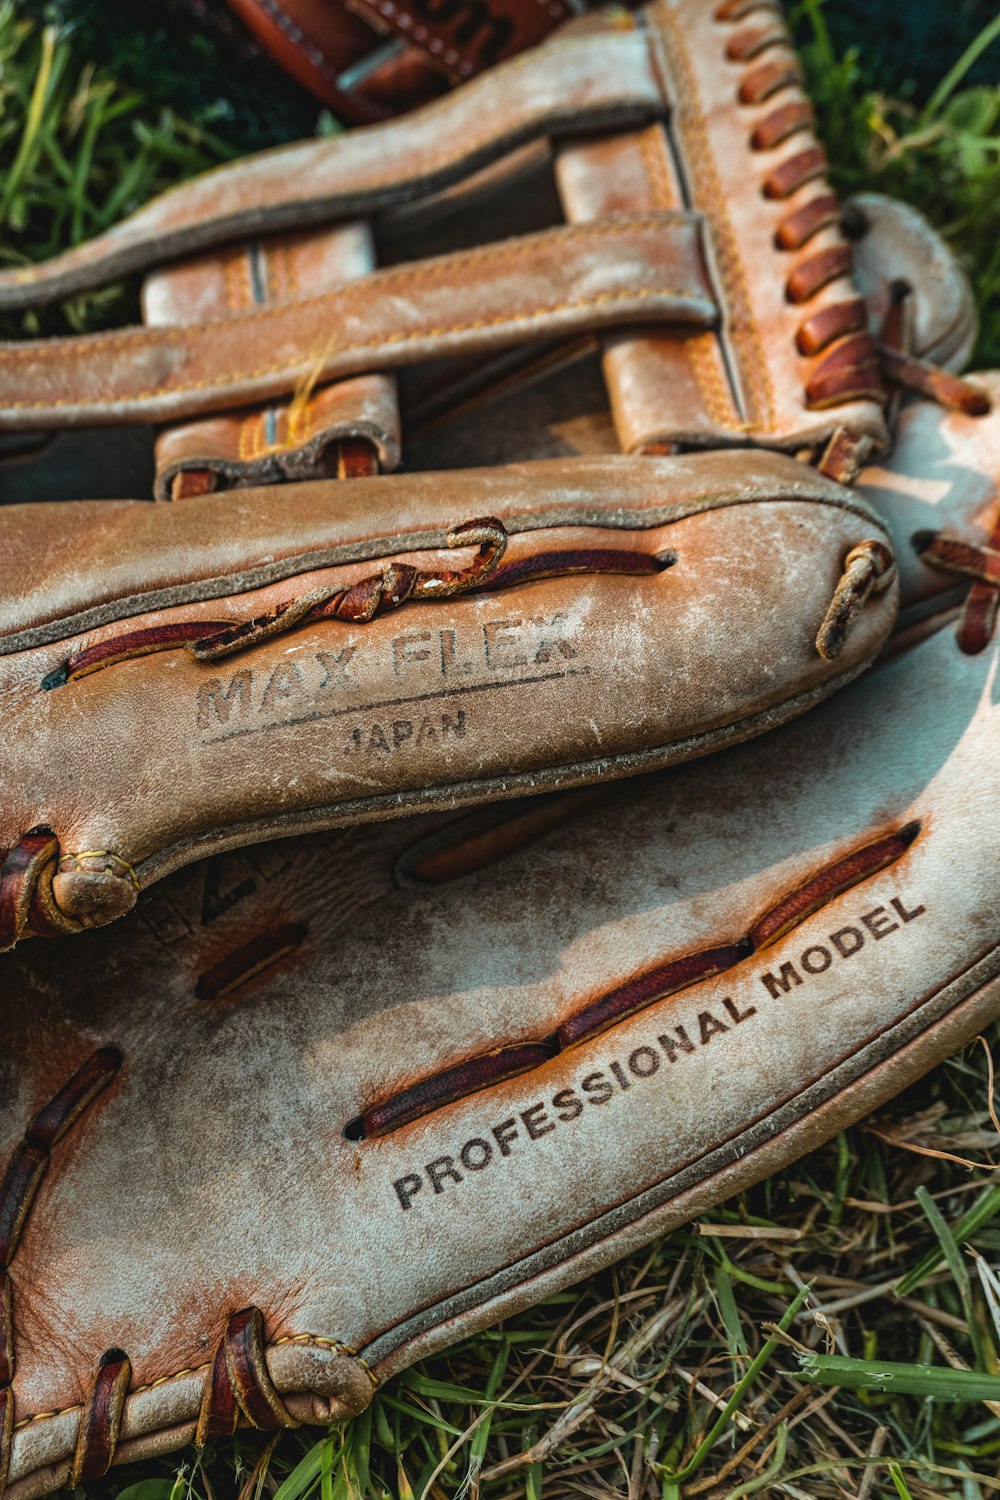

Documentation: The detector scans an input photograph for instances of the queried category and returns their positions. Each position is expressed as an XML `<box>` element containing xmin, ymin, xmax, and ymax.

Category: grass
<box><xmin>2</xmin><ymin>2</ymin><xmax>1000</xmax><ymax>1495</ymax></box>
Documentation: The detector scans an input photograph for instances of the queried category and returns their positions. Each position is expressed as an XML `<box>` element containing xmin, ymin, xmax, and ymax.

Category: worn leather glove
<box><xmin>0</xmin><ymin>450</ymin><xmax>897</xmax><ymax>950</ymax></box>
<box><xmin>0</xmin><ymin>0</ymin><xmax>924</xmax><ymax>949</ymax></box>
<box><xmin>0</xmin><ymin>0</ymin><xmax>891</xmax><ymax>476</ymax></box>
<box><xmin>0</xmin><ymin>464</ymin><xmax>996</xmax><ymax>1499</ymax></box>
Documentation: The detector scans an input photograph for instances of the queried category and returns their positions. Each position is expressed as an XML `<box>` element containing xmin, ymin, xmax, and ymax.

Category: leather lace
<box><xmin>0</xmin><ymin>1051</ymin><xmax>374</xmax><ymax>1494</ymax></box>
<box><xmin>344</xmin><ymin>819</ymin><xmax>920</xmax><ymax>1139</ymax></box>
<box><xmin>714</xmin><ymin>0</ymin><xmax>884</xmax><ymax>414</ymax></box>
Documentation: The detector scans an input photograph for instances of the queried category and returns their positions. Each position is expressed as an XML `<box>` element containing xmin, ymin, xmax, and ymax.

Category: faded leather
<box><xmin>0</xmin><ymin>451</ymin><xmax>897</xmax><ymax>946</ymax></box>
<box><xmin>1</xmin><ymin>611</ymin><xmax>997</xmax><ymax>1500</ymax></box>
<box><xmin>0</xmin><ymin>3</ymin><xmax>888</xmax><ymax>463</ymax></box>
<box><xmin>0</xmin><ymin>216</ymin><xmax>715</xmax><ymax>431</ymax></box>
<box><xmin>142</xmin><ymin>223</ymin><xmax>400</xmax><ymax>498</ymax></box>
<box><xmin>0</xmin><ymin>32</ymin><xmax>663</xmax><ymax>307</ymax></box>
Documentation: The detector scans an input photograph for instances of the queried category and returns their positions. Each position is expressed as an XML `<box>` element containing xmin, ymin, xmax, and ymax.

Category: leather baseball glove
<box><xmin>1</xmin><ymin>0</ymin><xmax>923</xmax><ymax>949</ymax></box>
<box><xmin>1</xmin><ymin>410</ymin><xmax>997</xmax><ymax>1493</ymax></box>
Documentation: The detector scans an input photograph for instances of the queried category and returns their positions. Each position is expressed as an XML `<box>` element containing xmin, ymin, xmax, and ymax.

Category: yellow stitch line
<box><xmin>5</xmin><ymin>285</ymin><xmax>707</xmax><ymax>412</ymax></box>
<box><xmin>237</xmin><ymin>411</ymin><xmax>254</xmax><ymax>462</ymax></box>
<box><xmin>60</xmin><ymin>850</ymin><xmax>139</xmax><ymax>889</ymax></box>
<box><xmin>274</xmin><ymin>1332</ymin><xmax>379</xmax><ymax>1382</ymax></box>
<box><xmin>688</xmin><ymin>330</ymin><xmax>741</xmax><ymax>428</ymax></box>
<box><xmin>11</xmin><ymin>1334</ymin><xmax>378</xmax><ymax>1431</ymax></box>
<box><xmin>2</xmin><ymin>216</ymin><xmax>691</xmax><ymax>361</ymax></box>
<box><xmin>657</xmin><ymin>6</ymin><xmax>777</xmax><ymax>432</ymax></box>
<box><xmin>638</xmin><ymin>123</ymin><xmax>676</xmax><ymax>210</ymax></box>
<box><xmin>627</xmin><ymin>122</ymin><xmax>740</xmax><ymax>429</ymax></box>
<box><xmin>285</xmin><ymin>242</ymin><xmax>300</xmax><ymax>301</ymax></box>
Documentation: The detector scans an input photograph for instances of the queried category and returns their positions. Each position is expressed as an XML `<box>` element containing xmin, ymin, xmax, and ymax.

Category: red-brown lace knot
<box><xmin>46</xmin><ymin>526</ymin><xmax>670</xmax><ymax>688</ymax></box>
<box><xmin>0</xmin><ymin>832</ymin><xmax>138</xmax><ymax>953</ymax></box>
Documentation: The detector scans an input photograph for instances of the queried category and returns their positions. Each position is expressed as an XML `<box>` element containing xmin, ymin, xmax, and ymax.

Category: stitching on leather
<box><xmin>1</xmin><ymin>34</ymin><xmax>649</xmax><ymax>276</ymax></box>
<box><xmin>3</xmin><ymin>286</ymin><xmax>709</xmax><ymax>414</ymax></box>
<box><xmin>686</xmin><ymin>332</ymin><xmax>741</xmax><ymax>429</ymax></box>
<box><xmin>11</xmin><ymin>1335</ymin><xmax>378</xmax><ymax>1434</ymax></box>
<box><xmin>630</xmin><ymin>127</ymin><xmax>740</xmax><ymax>432</ymax></box>
<box><xmin>3</xmin><ymin>215</ymin><xmax>692</xmax><ymax>362</ymax></box>
<box><xmin>633</xmin><ymin>117</ymin><xmax>741</xmax><ymax>432</ymax></box>
<box><xmin>242</xmin><ymin>0</ymin><xmax>386</xmax><ymax>119</ymax></box>
<box><xmin>0</xmin><ymin>1057</ymin><xmax>377</xmax><ymax>1463</ymax></box>
<box><xmin>359</xmin><ymin>0</ymin><xmax>568</xmax><ymax>76</ymax></box>
<box><xmin>638</xmin><ymin>123</ymin><xmax>675</xmax><ymax>211</ymax></box>
<box><xmin>654</xmin><ymin>4</ymin><xmax>776</xmax><ymax>433</ymax></box>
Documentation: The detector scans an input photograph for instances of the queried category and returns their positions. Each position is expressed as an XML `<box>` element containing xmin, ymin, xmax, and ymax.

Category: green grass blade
<box><xmin>797</xmin><ymin>1353</ymin><xmax>1000</xmax><ymax>1401</ymax></box>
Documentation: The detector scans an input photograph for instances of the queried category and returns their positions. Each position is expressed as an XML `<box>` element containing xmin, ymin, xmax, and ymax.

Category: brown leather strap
<box><xmin>0</xmin><ymin>31</ymin><xmax>660</xmax><ymax>310</ymax></box>
<box><xmin>70</xmin><ymin>1351</ymin><xmax>133</xmax><ymax>1487</ymax></box>
<box><xmin>0</xmin><ymin>216</ymin><xmax>714</xmax><ymax>431</ymax></box>
<box><xmin>197</xmin><ymin>1308</ymin><xmax>299</xmax><ymax>1442</ymax></box>
<box><xmin>144</xmin><ymin>224</ymin><xmax>398</xmax><ymax>497</ymax></box>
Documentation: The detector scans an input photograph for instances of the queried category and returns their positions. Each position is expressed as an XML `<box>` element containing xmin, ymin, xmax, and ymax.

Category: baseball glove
<box><xmin>1</xmin><ymin>494</ymin><xmax>996</xmax><ymax>1499</ymax></box>
<box><xmin>1</xmin><ymin>0</ymin><xmax>921</xmax><ymax>949</ymax></box>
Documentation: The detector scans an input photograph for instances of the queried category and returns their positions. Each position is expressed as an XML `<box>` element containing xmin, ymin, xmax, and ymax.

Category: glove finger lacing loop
<box><xmin>0</xmin><ymin>834</ymin><xmax>139</xmax><ymax>954</ymax></box>
<box><xmin>816</xmin><ymin>540</ymin><xmax>896</xmax><ymax>663</ymax></box>
<box><xmin>715</xmin><ymin>0</ymin><xmax>885</xmax><ymax>417</ymax></box>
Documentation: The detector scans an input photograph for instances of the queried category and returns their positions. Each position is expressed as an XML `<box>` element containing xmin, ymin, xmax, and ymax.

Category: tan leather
<box><xmin>0</xmin><ymin>450</ymin><xmax>896</xmax><ymax>947</ymax></box>
<box><xmin>1</xmin><ymin>611</ymin><xmax>996</xmax><ymax>1500</ymax></box>
<box><xmin>142</xmin><ymin>223</ymin><xmax>401</xmax><ymax>497</ymax></box>
<box><xmin>0</xmin><ymin>31</ymin><xmax>662</xmax><ymax>308</ymax></box>
<box><xmin>553</xmin><ymin>3</ymin><xmax>882</xmax><ymax>455</ymax></box>
<box><xmin>0</xmin><ymin>215</ymin><xmax>717</xmax><ymax>431</ymax></box>
<box><xmin>0</xmin><ymin>4</ymin><xmax>887</xmax><ymax>465</ymax></box>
